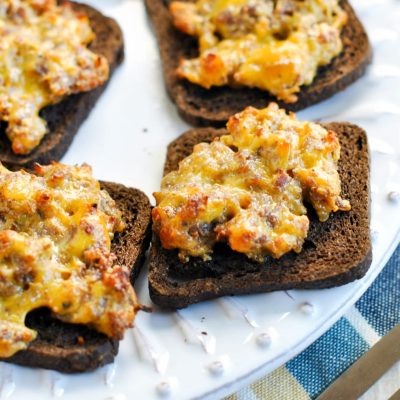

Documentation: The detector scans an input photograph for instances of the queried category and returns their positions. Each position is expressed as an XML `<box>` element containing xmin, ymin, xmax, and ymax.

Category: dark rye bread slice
<box><xmin>0</xmin><ymin>2</ymin><xmax>124</xmax><ymax>170</ymax></box>
<box><xmin>2</xmin><ymin>182</ymin><xmax>152</xmax><ymax>373</ymax></box>
<box><xmin>145</xmin><ymin>0</ymin><xmax>372</xmax><ymax>126</ymax></box>
<box><xmin>148</xmin><ymin>123</ymin><xmax>372</xmax><ymax>309</ymax></box>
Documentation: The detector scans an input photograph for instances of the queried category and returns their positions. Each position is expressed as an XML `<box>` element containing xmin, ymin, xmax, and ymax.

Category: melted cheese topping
<box><xmin>0</xmin><ymin>0</ymin><xmax>109</xmax><ymax>155</ymax></box>
<box><xmin>170</xmin><ymin>0</ymin><xmax>347</xmax><ymax>102</ymax></box>
<box><xmin>0</xmin><ymin>163</ymin><xmax>138</xmax><ymax>358</ymax></box>
<box><xmin>153</xmin><ymin>103</ymin><xmax>351</xmax><ymax>262</ymax></box>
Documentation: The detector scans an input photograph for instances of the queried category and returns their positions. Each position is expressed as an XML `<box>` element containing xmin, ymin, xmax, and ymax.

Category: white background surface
<box><xmin>1</xmin><ymin>0</ymin><xmax>400</xmax><ymax>399</ymax></box>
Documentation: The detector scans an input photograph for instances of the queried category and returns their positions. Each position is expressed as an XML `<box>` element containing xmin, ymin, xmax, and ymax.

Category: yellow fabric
<box><xmin>226</xmin><ymin>366</ymin><xmax>310</xmax><ymax>400</ymax></box>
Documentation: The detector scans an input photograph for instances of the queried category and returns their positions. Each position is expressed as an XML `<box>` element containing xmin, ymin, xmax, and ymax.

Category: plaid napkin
<box><xmin>227</xmin><ymin>245</ymin><xmax>400</xmax><ymax>400</ymax></box>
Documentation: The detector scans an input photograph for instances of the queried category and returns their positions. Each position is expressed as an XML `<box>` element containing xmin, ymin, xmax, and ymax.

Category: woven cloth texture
<box><xmin>227</xmin><ymin>245</ymin><xmax>400</xmax><ymax>400</ymax></box>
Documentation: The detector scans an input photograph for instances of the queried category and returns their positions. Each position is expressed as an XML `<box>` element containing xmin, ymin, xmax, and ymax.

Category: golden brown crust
<box><xmin>149</xmin><ymin>122</ymin><xmax>372</xmax><ymax>309</ymax></box>
<box><xmin>2</xmin><ymin>182</ymin><xmax>152</xmax><ymax>372</ymax></box>
<box><xmin>145</xmin><ymin>0</ymin><xmax>372</xmax><ymax>126</ymax></box>
<box><xmin>0</xmin><ymin>2</ymin><xmax>124</xmax><ymax>169</ymax></box>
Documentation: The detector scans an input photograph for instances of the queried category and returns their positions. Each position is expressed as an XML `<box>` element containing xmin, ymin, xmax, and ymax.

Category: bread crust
<box><xmin>2</xmin><ymin>182</ymin><xmax>152</xmax><ymax>373</ymax></box>
<box><xmin>149</xmin><ymin>123</ymin><xmax>372</xmax><ymax>309</ymax></box>
<box><xmin>0</xmin><ymin>2</ymin><xmax>125</xmax><ymax>169</ymax></box>
<box><xmin>145</xmin><ymin>0</ymin><xmax>372</xmax><ymax>126</ymax></box>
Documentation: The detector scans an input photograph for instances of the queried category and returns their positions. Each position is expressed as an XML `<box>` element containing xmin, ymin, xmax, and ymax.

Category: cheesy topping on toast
<box><xmin>153</xmin><ymin>104</ymin><xmax>350</xmax><ymax>262</ymax></box>
<box><xmin>0</xmin><ymin>163</ymin><xmax>138</xmax><ymax>358</ymax></box>
<box><xmin>170</xmin><ymin>0</ymin><xmax>347</xmax><ymax>102</ymax></box>
<box><xmin>0</xmin><ymin>0</ymin><xmax>109</xmax><ymax>155</ymax></box>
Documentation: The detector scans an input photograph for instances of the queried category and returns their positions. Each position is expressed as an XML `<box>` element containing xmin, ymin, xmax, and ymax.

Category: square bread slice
<box><xmin>2</xmin><ymin>182</ymin><xmax>152</xmax><ymax>373</ymax></box>
<box><xmin>0</xmin><ymin>3</ymin><xmax>124</xmax><ymax>169</ymax></box>
<box><xmin>149</xmin><ymin>123</ymin><xmax>372</xmax><ymax>309</ymax></box>
<box><xmin>145</xmin><ymin>0</ymin><xmax>372</xmax><ymax>126</ymax></box>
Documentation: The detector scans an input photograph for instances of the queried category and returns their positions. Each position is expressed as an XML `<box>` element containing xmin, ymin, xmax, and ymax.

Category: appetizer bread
<box><xmin>0</xmin><ymin>163</ymin><xmax>152</xmax><ymax>372</ymax></box>
<box><xmin>145</xmin><ymin>0</ymin><xmax>372</xmax><ymax>126</ymax></box>
<box><xmin>149</xmin><ymin>104</ymin><xmax>372</xmax><ymax>308</ymax></box>
<box><xmin>0</xmin><ymin>1</ymin><xmax>124</xmax><ymax>169</ymax></box>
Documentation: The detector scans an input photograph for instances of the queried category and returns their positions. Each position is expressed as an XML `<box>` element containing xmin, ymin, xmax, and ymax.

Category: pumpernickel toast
<box><xmin>0</xmin><ymin>2</ymin><xmax>124</xmax><ymax>170</ymax></box>
<box><xmin>2</xmin><ymin>182</ymin><xmax>152</xmax><ymax>373</ymax></box>
<box><xmin>145</xmin><ymin>0</ymin><xmax>372</xmax><ymax>126</ymax></box>
<box><xmin>148</xmin><ymin>123</ymin><xmax>372</xmax><ymax>309</ymax></box>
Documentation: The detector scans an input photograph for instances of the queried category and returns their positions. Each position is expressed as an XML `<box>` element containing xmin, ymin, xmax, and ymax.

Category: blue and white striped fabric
<box><xmin>228</xmin><ymin>245</ymin><xmax>400</xmax><ymax>400</ymax></box>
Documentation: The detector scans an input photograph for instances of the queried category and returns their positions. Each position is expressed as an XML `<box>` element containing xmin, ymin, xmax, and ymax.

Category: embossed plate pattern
<box><xmin>1</xmin><ymin>0</ymin><xmax>400</xmax><ymax>399</ymax></box>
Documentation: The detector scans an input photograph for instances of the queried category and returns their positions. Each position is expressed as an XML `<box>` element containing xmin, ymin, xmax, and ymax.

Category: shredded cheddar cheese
<box><xmin>153</xmin><ymin>103</ymin><xmax>351</xmax><ymax>262</ymax></box>
<box><xmin>0</xmin><ymin>163</ymin><xmax>138</xmax><ymax>358</ymax></box>
<box><xmin>170</xmin><ymin>0</ymin><xmax>347</xmax><ymax>102</ymax></box>
<box><xmin>0</xmin><ymin>0</ymin><xmax>109</xmax><ymax>155</ymax></box>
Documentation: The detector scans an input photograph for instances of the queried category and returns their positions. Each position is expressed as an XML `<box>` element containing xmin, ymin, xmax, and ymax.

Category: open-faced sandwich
<box><xmin>145</xmin><ymin>0</ymin><xmax>372</xmax><ymax>125</ymax></box>
<box><xmin>149</xmin><ymin>103</ymin><xmax>372</xmax><ymax>308</ymax></box>
<box><xmin>0</xmin><ymin>162</ymin><xmax>152</xmax><ymax>372</ymax></box>
<box><xmin>0</xmin><ymin>0</ymin><xmax>124</xmax><ymax>169</ymax></box>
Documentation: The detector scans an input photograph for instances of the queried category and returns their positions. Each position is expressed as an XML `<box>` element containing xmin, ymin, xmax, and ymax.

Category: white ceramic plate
<box><xmin>1</xmin><ymin>0</ymin><xmax>400</xmax><ymax>399</ymax></box>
